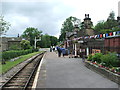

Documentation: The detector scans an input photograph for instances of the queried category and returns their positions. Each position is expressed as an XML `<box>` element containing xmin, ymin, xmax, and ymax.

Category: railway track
<box><xmin>1</xmin><ymin>52</ymin><xmax>45</xmax><ymax>90</ymax></box>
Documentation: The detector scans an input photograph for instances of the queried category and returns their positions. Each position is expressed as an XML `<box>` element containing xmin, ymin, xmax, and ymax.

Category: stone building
<box><xmin>65</xmin><ymin>14</ymin><xmax>95</xmax><ymax>57</ymax></box>
<box><xmin>0</xmin><ymin>37</ymin><xmax>22</xmax><ymax>52</ymax></box>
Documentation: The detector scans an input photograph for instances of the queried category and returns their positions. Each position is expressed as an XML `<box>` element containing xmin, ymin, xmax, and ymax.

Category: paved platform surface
<box><xmin>36</xmin><ymin>52</ymin><xmax>119</xmax><ymax>88</ymax></box>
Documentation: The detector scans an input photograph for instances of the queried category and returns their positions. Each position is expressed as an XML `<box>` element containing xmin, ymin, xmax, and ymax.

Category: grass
<box><xmin>0</xmin><ymin>51</ymin><xmax>43</xmax><ymax>74</ymax></box>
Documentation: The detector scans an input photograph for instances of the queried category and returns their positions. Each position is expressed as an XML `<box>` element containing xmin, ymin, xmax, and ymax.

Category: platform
<box><xmin>34</xmin><ymin>52</ymin><xmax>119</xmax><ymax>89</ymax></box>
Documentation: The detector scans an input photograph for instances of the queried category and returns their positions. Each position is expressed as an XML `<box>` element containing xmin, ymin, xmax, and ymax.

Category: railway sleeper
<box><xmin>14</xmin><ymin>76</ymin><xmax>30</xmax><ymax>78</ymax></box>
<box><xmin>5</xmin><ymin>82</ymin><xmax>26</xmax><ymax>86</ymax></box>
<box><xmin>12</xmin><ymin>78</ymin><xmax>28</xmax><ymax>80</ymax></box>
<box><xmin>4</xmin><ymin>85</ymin><xmax>25</xmax><ymax>87</ymax></box>
<box><xmin>16</xmin><ymin>74</ymin><xmax>31</xmax><ymax>76</ymax></box>
<box><xmin>8</xmin><ymin>81</ymin><xmax>27</xmax><ymax>83</ymax></box>
<box><xmin>3</xmin><ymin>85</ymin><xmax>25</xmax><ymax>88</ymax></box>
<box><xmin>20</xmin><ymin>71</ymin><xmax>34</xmax><ymax>74</ymax></box>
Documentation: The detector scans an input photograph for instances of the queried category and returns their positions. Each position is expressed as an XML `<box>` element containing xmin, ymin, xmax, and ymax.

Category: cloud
<box><xmin>1</xmin><ymin>0</ymin><xmax>120</xmax><ymax>37</ymax></box>
<box><xmin>2</xmin><ymin>1</ymin><xmax>75</xmax><ymax>37</ymax></box>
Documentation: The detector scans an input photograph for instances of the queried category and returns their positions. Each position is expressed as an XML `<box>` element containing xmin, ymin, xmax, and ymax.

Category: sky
<box><xmin>1</xmin><ymin>0</ymin><xmax>120</xmax><ymax>38</ymax></box>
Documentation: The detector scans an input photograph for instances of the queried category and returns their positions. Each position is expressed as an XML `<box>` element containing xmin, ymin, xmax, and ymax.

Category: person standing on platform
<box><xmin>56</xmin><ymin>46</ymin><xmax>62</xmax><ymax>57</ymax></box>
<box><xmin>50</xmin><ymin>46</ymin><xmax>53</xmax><ymax>52</ymax></box>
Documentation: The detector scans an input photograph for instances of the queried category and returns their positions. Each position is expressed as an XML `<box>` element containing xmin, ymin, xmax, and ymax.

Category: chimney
<box><xmin>118</xmin><ymin>1</ymin><xmax>120</xmax><ymax>25</ymax></box>
<box><xmin>118</xmin><ymin>1</ymin><xmax>120</xmax><ymax>17</ymax></box>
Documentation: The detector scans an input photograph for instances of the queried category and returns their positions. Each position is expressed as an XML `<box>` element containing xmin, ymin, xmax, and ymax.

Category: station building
<box><xmin>64</xmin><ymin>14</ymin><xmax>120</xmax><ymax>58</ymax></box>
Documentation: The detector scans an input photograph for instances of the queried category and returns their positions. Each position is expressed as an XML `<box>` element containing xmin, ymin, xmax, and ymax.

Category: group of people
<box><xmin>50</xmin><ymin>46</ymin><xmax>67</xmax><ymax>57</ymax></box>
<box><xmin>50</xmin><ymin>46</ymin><xmax>75</xmax><ymax>58</ymax></box>
<box><xmin>50</xmin><ymin>46</ymin><xmax>55</xmax><ymax>52</ymax></box>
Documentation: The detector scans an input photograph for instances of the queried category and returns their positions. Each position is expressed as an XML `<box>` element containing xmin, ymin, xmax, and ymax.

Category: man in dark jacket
<box><xmin>56</xmin><ymin>46</ymin><xmax>62</xmax><ymax>57</ymax></box>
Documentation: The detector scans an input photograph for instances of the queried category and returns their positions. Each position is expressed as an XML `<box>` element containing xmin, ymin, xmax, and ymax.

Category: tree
<box><xmin>105</xmin><ymin>11</ymin><xmax>118</xmax><ymax>29</ymax></box>
<box><xmin>59</xmin><ymin>16</ymin><xmax>80</xmax><ymax>41</ymax></box>
<box><xmin>38</xmin><ymin>34</ymin><xmax>58</xmax><ymax>48</ymax></box>
<box><xmin>39</xmin><ymin>34</ymin><xmax>51</xmax><ymax>48</ymax></box>
<box><xmin>94</xmin><ymin>11</ymin><xmax>119</xmax><ymax>34</ymax></box>
<box><xmin>59</xmin><ymin>32</ymin><xmax>66</xmax><ymax>41</ymax></box>
<box><xmin>50</xmin><ymin>36</ymin><xmax>58</xmax><ymax>46</ymax></box>
<box><xmin>22</xmin><ymin>27</ymin><xmax>42</xmax><ymax>46</ymax></box>
<box><xmin>20</xmin><ymin>40</ymin><xmax>31</xmax><ymax>50</ymax></box>
<box><xmin>0</xmin><ymin>16</ymin><xmax>11</xmax><ymax>35</ymax></box>
<box><xmin>94</xmin><ymin>20</ymin><xmax>105</xmax><ymax>34</ymax></box>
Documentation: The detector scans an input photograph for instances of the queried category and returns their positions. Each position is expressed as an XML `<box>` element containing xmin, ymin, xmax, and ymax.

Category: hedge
<box><xmin>2</xmin><ymin>48</ymin><xmax>38</xmax><ymax>61</ymax></box>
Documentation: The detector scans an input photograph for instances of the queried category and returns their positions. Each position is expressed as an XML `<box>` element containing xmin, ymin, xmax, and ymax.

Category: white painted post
<box><xmin>75</xmin><ymin>43</ymin><xmax>77</xmax><ymax>57</ymax></box>
<box><xmin>86</xmin><ymin>47</ymin><xmax>89</xmax><ymax>56</ymax></box>
<box><xmin>34</xmin><ymin>37</ymin><xmax>36</xmax><ymax>49</ymax></box>
<box><xmin>73</xmin><ymin>44</ymin><xmax>74</xmax><ymax>50</ymax></box>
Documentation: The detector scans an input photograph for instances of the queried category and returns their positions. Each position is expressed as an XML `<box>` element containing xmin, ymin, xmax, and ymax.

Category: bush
<box><xmin>92</xmin><ymin>53</ymin><xmax>103</xmax><ymax>63</ymax></box>
<box><xmin>87</xmin><ymin>54</ymin><xmax>93</xmax><ymax>61</ymax></box>
<box><xmin>101</xmin><ymin>52</ymin><xmax>120</xmax><ymax>67</ymax></box>
<box><xmin>100</xmin><ymin>54</ymin><xmax>111</xmax><ymax>67</ymax></box>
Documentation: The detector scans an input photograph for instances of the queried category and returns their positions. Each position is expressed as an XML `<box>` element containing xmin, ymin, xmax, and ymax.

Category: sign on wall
<box><xmin>92</xmin><ymin>49</ymin><xmax>101</xmax><ymax>55</ymax></box>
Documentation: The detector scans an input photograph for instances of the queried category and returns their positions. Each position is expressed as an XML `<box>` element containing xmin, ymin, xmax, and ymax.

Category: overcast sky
<box><xmin>1</xmin><ymin>0</ymin><xmax>120</xmax><ymax>38</ymax></box>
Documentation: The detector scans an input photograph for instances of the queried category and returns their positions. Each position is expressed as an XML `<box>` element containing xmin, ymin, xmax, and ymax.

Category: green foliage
<box><xmin>100</xmin><ymin>54</ymin><xmax>111</xmax><ymax>67</ymax></box>
<box><xmin>20</xmin><ymin>40</ymin><xmax>31</xmax><ymax>50</ymax></box>
<box><xmin>38</xmin><ymin>34</ymin><xmax>58</xmax><ymax>48</ymax></box>
<box><xmin>0</xmin><ymin>16</ymin><xmax>11</xmax><ymax>35</ymax></box>
<box><xmin>50</xmin><ymin>36</ymin><xmax>58</xmax><ymax>46</ymax></box>
<box><xmin>87</xmin><ymin>52</ymin><xmax>120</xmax><ymax>68</ymax></box>
<box><xmin>22</xmin><ymin>27</ymin><xmax>42</xmax><ymax>46</ymax></box>
<box><xmin>59</xmin><ymin>33</ymin><xmax>66</xmax><ymax>41</ymax></box>
<box><xmin>61</xmin><ymin>16</ymin><xmax>78</xmax><ymax>33</ymax></box>
<box><xmin>94</xmin><ymin>20</ymin><xmax>105</xmax><ymax>34</ymax></box>
<box><xmin>1</xmin><ymin>51</ymin><xmax>42</xmax><ymax>74</ymax></box>
<box><xmin>94</xmin><ymin>11</ymin><xmax>119</xmax><ymax>34</ymax></box>
<box><xmin>99</xmin><ymin>29</ymin><xmax>113</xmax><ymax>34</ymax></box>
<box><xmin>40</xmin><ymin>34</ymin><xmax>51</xmax><ymax>48</ymax></box>
<box><xmin>2</xmin><ymin>48</ymin><xmax>38</xmax><ymax>61</ymax></box>
<box><xmin>9</xmin><ymin>45</ymin><xmax>21</xmax><ymax>50</ymax></box>
<box><xmin>87</xmin><ymin>54</ymin><xmax>93</xmax><ymax>61</ymax></box>
<box><xmin>59</xmin><ymin>16</ymin><xmax>80</xmax><ymax>41</ymax></box>
<box><xmin>112</xmin><ymin>26</ymin><xmax>120</xmax><ymax>31</ymax></box>
<box><xmin>115</xmin><ymin>67</ymin><xmax>120</xmax><ymax>72</ymax></box>
<box><xmin>101</xmin><ymin>52</ymin><xmax>119</xmax><ymax>67</ymax></box>
<box><xmin>92</xmin><ymin>53</ymin><xmax>103</xmax><ymax>63</ymax></box>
